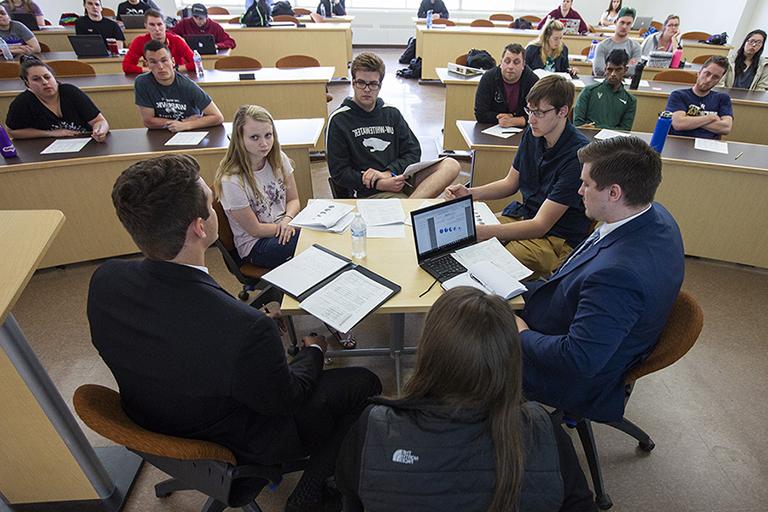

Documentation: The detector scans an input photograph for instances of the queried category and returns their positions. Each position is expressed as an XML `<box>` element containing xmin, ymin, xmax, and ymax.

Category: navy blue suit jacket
<box><xmin>520</xmin><ymin>203</ymin><xmax>684</xmax><ymax>421</ymax></box>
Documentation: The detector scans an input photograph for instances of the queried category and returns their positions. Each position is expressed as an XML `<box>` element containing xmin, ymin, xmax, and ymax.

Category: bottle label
<box><xmin>2</xmin><ymin>144</ymin><xmax>16</xmax><ymax>153</ymax></box>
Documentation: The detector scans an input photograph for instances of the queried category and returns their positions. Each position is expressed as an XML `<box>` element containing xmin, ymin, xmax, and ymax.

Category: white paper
<box><xmin>533</xmin><ymin>69</ymin><xmax>572</xmax><ymax>80</ymax></box>
<box><xmin>262</xmin><ymin>245</ymin><xmax>349</xmax><ymax>297</ymax></box>
<box><xmin>40</xmin><ymin>138</ymin><xmax>90</xmax><ymax>154</ymax></box>
<box><xmin>165</xmin><ymin>131</ymin><xmax>208</xmax><ymax>146</ymax></box>
<box><xmin>571</xmin><ymin>79</ymin><xmax>585</xmax><ymax>88</ymax></box>
<box><xmin>453</xmin><ymin>238</ymin><xmax>533</xmax><ymax>281</ymax></box>
<box><xmin>595</xmin><ymin>78</ymin><xmax>649</xmax><ymax>88</ymax></box>
<box><xmin>299</xmin><ymin>270</ymin><xmax>392</xmax><ymax>333</ymax></box>
<box><xmin>441</xmin><ymin>261</ymin><xmax>527</xmax><ymax>300</ymax></box>
<box><xmin>594</xmin><ymin>129</ymin><xmax>633</xmax><ymax>140</ymax></box>
<box><xmin>356</xmin><ymin>198</ymin><xmax>406</xmax><ymax>226</ymax></box>
<box><xmin>367</xmin><ymin>225</ymin><xmax>405</xmax><ymax>238</ymax></box>
<box><xmin>481</xmin><ymin>124</ymin><xmax>522</xmax><ymax>139</ymax></box>
<box><xmin>402</xmin><ymin>157</ymin><xmax>446</xmax><ymax>179</ymax></box>
<box><xmin>405</xmin><ymin>199</ymin><xmax>439</xmax><ymax>226</ymax></box>
<box><xmin>473</xmin><ymin>202</ymin><xmax>500</xmax><ymax>225</ymax></box>
<box><xmin>694</xmin><ymin>138</ymin><xmax>729</xmax><ymax>154</ymax></box>
<box><xmin>290</xmin><ymin>199</ymin><xmax>355</xmax><ymax>229</ymax></box>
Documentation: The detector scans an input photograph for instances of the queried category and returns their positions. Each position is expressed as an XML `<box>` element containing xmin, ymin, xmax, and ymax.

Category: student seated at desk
<box><xmin>640</xmin><ymin>14</ymin><xmax>680</xmax><ymax>57</ymax></box>
<box><xmin>417</xmin><ymin>0</ymin><xmax>448</xmax><ymax>19</ymax></box>
<box><xmin>447</xmin><ymin>76</ymin><xmax>592</xmax><ymax>279</ymax></box>
<box><xmin>597</xmin><ymin>0</ymin><xmax>621</xmax><ymax>27</ymax></box>
<box><xmin>574</xmin><ymin>49</ymin><xmax>636</xmax><ymax>130</ymax></box>
<box><xmin>538</xmin><ymin>0</ymin><xmax>589</xmax><ymax>34</ymax></box>
<box><xmin>122</xmin><ymin>9</ymin><xmax>194</xmax><ymax>74</ymax></box>
<box><xmin>214</xmin><ymin>105</ymin><xmax>300</xmax><ymax>268</ymax></box>
<box><xmin>170</xmin><ymin>3</ymin><xmax>236</xmax><ymax>50</ymax></box>
<box><xmin>76</xmin><ymin>0</ymin><xmax>125</xmax><ymax>49</ymax></box>
<box><xmin>134</xmin><ymin>40</ymin><xmax>224</xmax><ymax>132</ymax></box>
<box><xmin>667</xmin><ymin>55</ymin><xmax>733</xmax><ymax>139</ymax></box>
<box><xmin>0</xmin><ymin>5</ymin><xmax>40</xmax><ymax>56</ymax></box>
<box><xmin>0</xmin><ymin>0</ymin><xmax>43</xmax><ymax>29</ymax></box>
<box><xmin>592</xmin><ymin>7</ymin><xmax>640</xmax><ymax>77</ymax></box>
<box><xmin>475</xmin><ymin>43</ymin><xmax>539</xmax><ymax>129</ymax></box>
<box><xmin>336</xmin><ymin>287</ymin><xmax>596</xmax><ymax>512</ymax></box>
<box><xmin>6</xmin><ymin>55</ymin><xmax>110</xmax><ymax>141</ymax></box>
<box><xmin>327</xmin><ymin>52</ymin><xmax>459</xmax><ymax>199</ymax></box>
<box><xmin>720</xmin><ymin>29</ymin><xmax>768</xmax><ymax>91</ymax></box>
<box><xmin>525</xmin><ymin>19</ymin><xmax>577</xmax><ymax>76</ymax></box>
<box><xmin>116</xmin><ymin>0</ymin><xmax>152</xmax><ymax>20</ymax></box>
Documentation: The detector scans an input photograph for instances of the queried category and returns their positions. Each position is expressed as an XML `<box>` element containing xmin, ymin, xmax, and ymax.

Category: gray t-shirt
<box><xmin>134</xmin><ymin>71</ymin><xmax>212</xmax><ymax>120</ymax></box>
<box><xmin>0</xmin><ymin>20</ymin><xmax>33</xmax><ymax>46</ymax></box>
<box><xmin>593</xmin><ymin>37</ymin><xmax>641</xmax><ymax>76</ymax></box>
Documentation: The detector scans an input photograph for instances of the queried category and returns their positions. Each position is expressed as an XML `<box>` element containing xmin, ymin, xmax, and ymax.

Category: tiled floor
<box><xmin>7</xmin><ymin>48</ymin><xmax>768</xmax><ymax>511</ymax></box>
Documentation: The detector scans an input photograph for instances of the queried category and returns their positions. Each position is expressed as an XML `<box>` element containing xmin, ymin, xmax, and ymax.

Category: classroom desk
<box><xmin>568</xmin><ymin>55</ymin><xmax>702</xmax><ymax>81</ymax></box>
<box><xmin>415</xmin><ymin>25</ymin><xmax>730</xmax><ymax>81</ymax></box>
<box><xmin>0</xmin><ymin>119</ymin><xmax>323</xmax><ymax>268</ymax></box>
<box><xmin>39</xmin><ymin>49</ymin><xmax>230</xmax><ymax>74</ymax></box>
<box><xmin>280</xmin><ymin>198</ymin><xmax>524</xmax><ymax>392</ymax></box>
<box><xmin>457</xmin><ymin>120</ymin><xmax>768</xmax><ymax>269</ymax></box>
<box><xmin>209</xmin><ymin>14</ymin><xmax>356</xmax><ymax>24</ymax></box>
<box><xmin>414</xmin><ymin>17</ymin><xmax>647</xmax><ymax>34</ymax></box>
<box><xmin>437</xmin><ymin>68</ymin><xmax>768</xmax><ymax>149</ymax></box>
<box><xmin>0</xmin><ymin>67</ymin><xmax>332</xmax><ymax>149</ymax></box>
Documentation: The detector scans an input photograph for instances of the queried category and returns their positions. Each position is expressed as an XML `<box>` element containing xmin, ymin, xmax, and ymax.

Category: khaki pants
<box><xmin>498</xmin><ymin>215</ymin><xmax>573</xmax><ymax>280</ymax></box>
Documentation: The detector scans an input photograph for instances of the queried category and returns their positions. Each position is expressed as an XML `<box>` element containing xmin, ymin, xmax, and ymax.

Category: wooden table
<box><xmin>281</xmin><ymin>198</ymin><xmax>524</xmax><ymax>392</ymax></box>
<box><xmin>40</xmin><ymin>49</ymin><xmax>230</xmax><ymax>74</ymax></box>
<box><xmin>0</xmin><ymin>119</ymin><xmax>323</xmax><ymax>268</ymax></box>
<box><xmin>568</xmin><ymin>55</ymin><xmax>702</xmax><ymax>81</ymax></box>
<box><xmin>457</xmin><ymin>120</ymin><xmax>768</xmax><ymax>269</ymax></box>
<box><xmin>437</xmin><ymin>68</ymin><xmax>768</xmax><ymax>149</ymax></box>
<box><xmin>0</xmin><ymin>67</ymin><xmax>332</xmax><ymax>149</ymax></box>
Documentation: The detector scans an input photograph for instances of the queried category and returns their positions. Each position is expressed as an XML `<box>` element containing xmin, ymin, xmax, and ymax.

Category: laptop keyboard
<box><xmin>426</xmin><ymin>254</ymin><xmax>466</xmax><ymax>280</ymax></box>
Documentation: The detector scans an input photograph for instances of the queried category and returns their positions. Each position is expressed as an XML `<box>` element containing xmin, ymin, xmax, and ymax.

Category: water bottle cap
<box><xmin>659</xmin><ymin>111</ymin><xmax>673</xmax><ymax>119</ymax></box>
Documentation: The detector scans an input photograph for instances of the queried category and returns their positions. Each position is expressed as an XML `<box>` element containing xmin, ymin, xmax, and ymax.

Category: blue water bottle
<box><xmin>426</xmin><ymin>9</ymin><xmax>433</xmax><ymax>29</ymax></box>
<box><xmin>587</xmin><ymin>40</ymin><xmax>598</xmax><ymax>62</ymax></box>
<box><xmin>650</xmin><ymin>112</ymin><xmax>673</xmax><ymax>153</ymax></box>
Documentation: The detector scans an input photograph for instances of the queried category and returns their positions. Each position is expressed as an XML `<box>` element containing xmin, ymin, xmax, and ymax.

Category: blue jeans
<box><xmin>245</xmin><ymin>229</ymin><xmax>300</xmax><ymax>268</ymax></box>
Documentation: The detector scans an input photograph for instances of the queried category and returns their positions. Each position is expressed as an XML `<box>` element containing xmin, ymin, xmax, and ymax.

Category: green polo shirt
<box><xmin>574</xmin><ymin>81</ymin><xmax>637</xmax><ymax>131</ymax></box>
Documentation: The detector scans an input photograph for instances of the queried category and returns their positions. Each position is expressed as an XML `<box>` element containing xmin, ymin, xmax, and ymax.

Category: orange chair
<box><xmin>39</xmin><ymin>42</ymin><xmax>51</xmax><ymax>52</ymax></box>
<box><xmin>455</xmin><ymin>54</ymin><xmax>468</xmax><ymax>66</ymax></box>
<box><xmin>691</xmin><ymin>54</ymin><xmax>717</xmax><ymax>64</ymax></box>
<box><xmin>309</xmin><ymin>12</ymin><xmax>324</xmax><ymax>23</ymax></box>
<box><xmin>276</xmin><ymin>54</ymin><xmax>321</xmax><ymax>68</ymax></box>
<box><xmin>650</xmin><ymin>20</ymin><xmax>663</xmax><ymax>32</ymax></box>
<box><xmin>102</xmin><ymin>7</ymin><xmax>115</xmax><ymax>17</ymax></box>
<box><xmin>207</xmin><ymin>6</ymin><xmax>230</xmax><ymax>15</ymax></box>
<box><xmin>272</xmin><ymin>15</ymin><xmax>300</xmax><ymax>25</ymax></box>
<box><xmin>653</xmin><ymin>70</ymin><xmax>697</xmax><ymax>84</ymax></box>
<box><xmin>489</xmin><ymin>13</ymin><xmax>514</xmax><ymax>22</ymax></box>
<box><xmin>47</xmin><ymin>60</ymin><xmax>96</xmax><ymax>77</ymax></box>
<box><xmin>214</xmin><ymin>56</ymin><xmax>262</xmax><ymax>71</ymax></box>
<box><xmin>294</xmin><ymin>8</ymin><xmax>311</xmax><ymax>15</ymax></box>
<box><xmin>681</xmin><ymin>31</ymin><xmax>712</xmax><ymax>42</ymax></box>
<box><xmin>520</xmin><ymin>15</ymin><xmax>541</xmax><ymax>24</ymax></box>
<box><xmin>581</xmin><ymin>46</ymin><xmax>591</xmax><ymax>56</ymax></box>
<box><xmin>227</xmin><ymin>16</ymin><xmax>241</xmax><ymax>24</ymax></box>
<box><xmin>0</xmin><ymin>61</ymin><xmax>20</xmax><ymax>79</ymax></box>
<box><xmin>431</xmin><ymin>18</ymin><xmax>455</xmax><ymax>26</ymax></box>
<box><xmin>470</xmin><ymin>19</ymin><xmax>494</xmax><ymax>28</ymax></box>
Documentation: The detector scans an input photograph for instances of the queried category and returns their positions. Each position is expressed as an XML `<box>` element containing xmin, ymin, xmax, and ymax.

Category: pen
<box><xmin>735</xmin><ymin>152</ymin><xmax>743</xmax><ymax>160</ymax></box>
<box><xmin>469</xmin><ymin>272</ymin><xmax>489</xmax><ymax>290</ymax></box>
<box><xmin>501</xmin><ymin>129</ymin><xmax>517</xmax><ymax>134</ymax></box>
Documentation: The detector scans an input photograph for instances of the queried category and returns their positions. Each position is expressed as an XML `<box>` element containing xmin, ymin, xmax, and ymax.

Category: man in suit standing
<box><xmin>516</xmin><ymin>136</ymin><xmax>685</xmax><ymax>422</ymax></box>
<box><xmin>88</xmin><ymin>154</ymin><xmax>381</xmax><ymax>512</ymax></box>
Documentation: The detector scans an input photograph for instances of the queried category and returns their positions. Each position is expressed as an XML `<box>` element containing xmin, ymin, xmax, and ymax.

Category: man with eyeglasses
<box><xmin>327</xmin><ymin>52</ymin><xmax>460</xmax><ymax>198</ymax></box>
<box><xmin>170</xmin><ymin>3</ymin><xmax>236</xmax><ymax>50</ymax></box>
<box><xmin>445</xmin><ymin>75</ymin><xmax>591</xmax><ymax>279</ymax></box>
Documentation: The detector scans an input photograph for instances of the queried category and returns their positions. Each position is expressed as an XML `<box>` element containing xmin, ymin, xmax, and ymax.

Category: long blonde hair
<box><xmin>535</xmin><ymin>19</ymin><xmax>565</xmax><ymax>64</ymax></box>
<box><xmin>214</xmin><ymin>105</ymin><xmax>287</xmax><ymax>204</ymax></box>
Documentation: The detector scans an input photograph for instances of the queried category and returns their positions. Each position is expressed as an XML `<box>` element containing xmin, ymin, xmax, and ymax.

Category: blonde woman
<box><xmin>525</xmin><ymin>19</ymin><xmax>576</xmax><ymax>76</ymax></box>
<box><xmin>641</xmin><ymin>15</ymin><xmax>681</xmax><ymax>56</ymax></box>
<box><xmin>1</xmin><ymin>0</ymin><xmax>44</xmax><ymax>27</ymax></box>
<box><xmin>214</xmin><ymin>105</ymin><xmax>300</xmax><ymax>268</ymax></box>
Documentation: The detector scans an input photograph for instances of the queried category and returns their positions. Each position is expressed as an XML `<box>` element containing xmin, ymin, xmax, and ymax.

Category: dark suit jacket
<box><xmin>520</xmin><ymin>204</ymin><xmax>684</xmax><ymax>421</ymax></box>
<box><xmin>87</xmin><ymin>258</ymin><xmax>324</xmax><ymax>464</ymax></box>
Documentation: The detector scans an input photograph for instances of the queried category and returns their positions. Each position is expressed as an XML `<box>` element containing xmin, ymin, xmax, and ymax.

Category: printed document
<box><xmin>453</xmin><ymin>237</ymin><xmax>533</xmax><ymax>281</ymax></box>
<box><xmin>442</xmin><ymin>260</ymin><xmax>527</xmax><ymax>299</ymax></box>
<box><xmin>262</xmin><ymin>245</ymin><xmax>348</xmax><ymax>297</ymax></box>
<box><xmin>481</xmin><ymin>124</ymin><xmax>522</xmax><ymax>138</ymax></box>
<box><xmin>402</xmin><ymin>157</ymin><xmax>446</xmax><ymax>179</ymax></box>
<box><xmin>299</xmin><ymin>270</ymin><xmax>392</xmax><ymax>333</ymax></box>
<box><xmin>594</xmin><ymin>129</ymin><xmax>632</xmax><ymax>140</ymax></box>
<box><xmin>290</xmin><ymin>199</ymin><xmax>355</xmax><ymax>229</ymax></box>
<box><xmin>165</xmin><ymin>131</ymin><xmax>208</xmax><ymax>146</ymax></box>
<box><xmin>473</xmin><ymin>202</ymin><xmax>500</xmax><ymax>225</ymax></box>
<box><xmin>41</xmin><ymin>138</ymin><xmax>91</xmax><ymax>154</ymax></box>
<box><xmin>694</xmin><ymin>138</ymin><xmax>728</xmax><ymax>154</ymax></box>
<box><xmin>356</xmin><ymin>198</ymin><xmax>405</xmax><ymax>226</ymax></box>
<box><xmin>367</xmin><ymin>225</ymin><xmax>405</xmax><ymax>238</ymax></box>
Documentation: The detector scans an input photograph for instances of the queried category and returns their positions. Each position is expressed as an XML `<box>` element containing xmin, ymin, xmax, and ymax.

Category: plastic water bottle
<box><xmin>670</xmin><ymin>44</ymin><xmax>683</xmax><ymax>69</ymax></box>
<box><xmin>193</xmin><ymin>50</ymin><xmax>204</xmax><ymax>77</ymax></box>
<box><xmin>0</xmin><ymin>124</ymin><xmax>17</xmax><ymax>159</ymax></box>
<box><xmin>351</xmin><ymin>213</ymin><xmax>367</xmax><ymax>259</ymax></box>
<box><xmin>0</xmin><ymin>38</ymin><xmax>12</xmax><ymax>60</ymax></box>
<box><xmin>629</xmin><ymin>57</ymin><xmax>647</xmax><ymax>90</ymax></box>
<box><xmin>587</xmin><ymin>40</ymin><xmax>598</xmax><ymax>62</ymax></box>
<box><xmin>650</xmin><ymin>111</ymin><xmax>673</xmax><ymax>153</ymax></box>
<box><xmin>319</xmin><ymin>2</ymin><xmax>326</xmax><ymax>17</ymax></box>
<box><xmin>426</xmin><ymin>9</ymin><xmax>433</xmax><ymax>29</ymax></box>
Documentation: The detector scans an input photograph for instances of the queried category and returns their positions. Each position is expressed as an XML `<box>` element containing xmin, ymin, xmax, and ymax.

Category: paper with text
<box><xmin>694</xmin><ymin>138</ymin><xmax>728</xmax><ymax>154</ymax></box>
<box><xmin>405</xmin><ymin>199</ymin><xmax>440</xmax><ymax>226</ymax></box>
<box><xmin>403</xmin><ymin>157</ymin><xmax>446</xmax><ymax>179</ymax></box>
<box><xmin>356</xmin><ymin>198</ymin><xmax>406</xmax><ymax>226</ymax></box>
<box><xmin>594</xmin><ymin>129</ymin><xmax>633</xmax><ymax>140</ymax></box>
<box><xmin>290</xmin><ymin>199</ymin><xmax>355</xmax><ymax>229</ymax></box>
<box><xmin>299</xmin><ymin>270</ymin><xmax>392</xmax><ymax>333</ymax></box>
<box><xmin>474</xmin><ymin>202</ymin><xmax>501</xmax><ymax>225</ymax></box>
<box><xmin>453</xmin><ymin>237</ymin><xmax>533</xmax><ymax>281</ymax></box>
<box><xmin>41</xmin><ymin>138</ymin><xmax>91</xmax><ymax>154</ymax></box>
<box><xmin>262</xmin><ymin>245</ymin><xmax>348</xmax><ymax>297</ymax></box>
<box><xmin>367</xmin><ymin>225</ymin><xmax>406</xmax><ymax>238</ymax></box>
<box><xmin>165</xmin><ymin>131</ymin><xmax>208</xmax><ymax>146</ymax></box>
<box><xmin>481</xmin><ymin>124</ymin><xmax>522</xmax><ymax>139</ymax></box>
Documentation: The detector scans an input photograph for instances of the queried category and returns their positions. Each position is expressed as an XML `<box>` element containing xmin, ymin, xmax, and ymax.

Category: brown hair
<box><xmin>534</xmin><ymin>19</ymin><xmax>564</xmax><ymax>63</ymax></box>
<box><xmin>526</xmin><ymin>74</ymin><xmax>575</xmax><ymax>111</ymax></box>
<box><xmin>18</xmin><ymin>55</ymin><xmax>54</xmax><ymax>82</ymax></box>
<box><xmin>703</xmin><ymin>55</ymin><xmax>730</xmax><ymax>74</ymax></box>
<box><xmin>396</xmin><ymin>287</ymin><xmax>525</xmax><ymax>512</ymax></box>
<box><xmin>578</xmin><ymin>136</ymin><xmax>662</xmax><ymax>207</ymax></box>
<box><xmin>350</xmin><ymin>51</ymin><xmax>385</xmax><ymax>81</ymax></box>
<box><xmin>144</xmin><ymin>8</ymin><xmax>163</xmax><ymax>19</ymax></box>
<box><xmin>112</xmin><ymin>155</ymin><xmax>209</xmax><ymax>260</ymax></box>
<box><xmin>502</xmin><ymin>42</ymin><xmax>524</xmax><ymax>58</ymax></box>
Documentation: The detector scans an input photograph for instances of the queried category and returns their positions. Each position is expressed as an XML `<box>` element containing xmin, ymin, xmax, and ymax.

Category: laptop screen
<box><xmin>411</xmin><ymin>195</ymin><xmax>476</xmax><ymax>261</ymax></box>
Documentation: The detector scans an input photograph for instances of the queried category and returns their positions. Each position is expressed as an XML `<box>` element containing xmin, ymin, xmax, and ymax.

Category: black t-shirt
<box><xmin>117</xmin><ymin>0</ymin><xmax>151</xmax><ymax>20</ymax></box>
<box><xmin>75</xmin><ymin>16</ymin><xmax>126</xmax><ymax>42</ymax></box>
<box><xmin>6</xmin><ymin>83</ymin><xmax>101</xmax><ymax>133</ymax></box>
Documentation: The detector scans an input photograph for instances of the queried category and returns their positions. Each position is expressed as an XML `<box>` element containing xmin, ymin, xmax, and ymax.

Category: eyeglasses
<box><xmin>524</xmin><ymin>106</ymin><xmax>557</xmax><ymax>118</ymax></box>
<box><xmin>352</xmin><ymin>79</ymin><xmax>381</xmax><ymax>91</ymax></box>
<box><xmin>746</xmin><ymin>38</ymin><xmax>764</xmax><ymax>47</ymax></box>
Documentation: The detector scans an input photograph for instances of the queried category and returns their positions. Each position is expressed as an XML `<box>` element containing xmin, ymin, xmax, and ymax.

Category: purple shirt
<box><xmin>503</xmin><ymin>80</ymin><xmax>521</xmax><ymax>114</ymax></box>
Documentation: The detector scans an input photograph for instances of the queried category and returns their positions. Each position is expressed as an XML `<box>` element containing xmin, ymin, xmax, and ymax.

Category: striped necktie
<box><xmin>555</xmin><ymin>230</ymin><xmax>601</xmax><ymax>275</ymax></box>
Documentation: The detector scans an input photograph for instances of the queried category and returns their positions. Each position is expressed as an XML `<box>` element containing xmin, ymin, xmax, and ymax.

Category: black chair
<box><xmin>327</xmin><ymin>177</ymin><xmax>352</xmax><ymax>199</ymax></box>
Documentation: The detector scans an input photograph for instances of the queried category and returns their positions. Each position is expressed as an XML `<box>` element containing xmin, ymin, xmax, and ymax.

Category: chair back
<box><xmin>39</xmin><ymin>42</ymin><xmax>51</xmax><ymax>52</ymax></box>
<box><xmin>581</xmin><ymin>45</ymin><xmax>591</xmax><ymax>56</ymax></box>
<box><xmin>682</xmin><ymin>31</ymin><xmax>712</xmax><ymax>42</ymax></box>
<box><xmin>48</xmin><ymin>60</ymin><xmax>96</xmax><ymax>77</ymax></box>
<box><xmin>653</xmin><ymin>70</ymin><xmax>697</xmax><ymax>84</ymax></box>
<box><xmin>489</xmin><ymin>13</ymin><xmax>514</xmax><ymax>22</ymax></box>
<box><xmin>470</xmin><ymin>19</ymin><xmax>494</xmax><ymax>28</ymax></box>
<box><xmin>273</xmin><ymin>14</ymin><xmax>300</xmax><ymax>25</ymax></box>
<box><xmin>228</xmin><ymin>15</ymin><xmax>241</xmax><ymax>24</ymax></box>
<box><xmin>455</xmin><ymin>53</ymin><xmax>468</xmax><ymax>66</ymax></box>
<box><xmin>692</xmin><ymin>54</ymin><xmax>716</xmax><ymax>64</ymax></box>
<box><xmin>520</xmin><ymin>15</ymin><xmax>541</xmax><ymax>24</ymax></box>
<box><xmin>276</xmin><ymin>54</ymin><xmax>320</xmax><ymax>68</ymax></box>
<box><xmin>213</xmin><ymin>199</ymin><xmax>237</xmax><ymax>254</ymax></box>
<box><xmin>212</xmin><ymin>200</ymin><xmax>270</xmax><ymax>283</ymax></box>
<box><xmin>431</xmin><ymin>18</ymin><xmax>455</xmax><ymax>26</ymax></box>
<box><xmin>309</xmin><ymin>12</ymin><xmax>324</xmax><ymax>23</ymax></box>
<box><xmin>328</xmin><ymin>177</ymin><xmax>352</xmax><ymax>199</ymax></box>
<box><xmin>0</xmin><ymin>61</ymin><xmax>19</xmax><ymax>79</ymax></box>
<box><xmin>625</xmin><ymin>291</ymin><xmax>704</xmax><ymax>384</ymax></box>
<box><xmin>207</xmin><ymin>6</ymin><xmax>230</xmax><ymax>15</ymax></box>
<box><xmin>102</xmin><ymin>7</ymin><xmax>116</xmax><ymax>17</ymax></box>
<box><xmin>649</xmin><ymin>20</ymin><xmax>663</xmax><ymax>32</ymax></box>
<box><xmin>214</xmin><ymin>55</ymin><xmax>262</xmax><ymax>70</ymax></box>
<box><xmin>294</xmin><ymin>8</ymin><xmax>311</xmax><ymax>15</ymax></box>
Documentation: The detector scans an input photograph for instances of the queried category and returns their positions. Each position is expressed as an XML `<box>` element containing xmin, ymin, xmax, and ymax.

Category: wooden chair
<box><xmin>44</xmin><ymin>19</ymin><xmax>52</xmax><ymax>26</ymax></box>
<box><xmin>682</xmin><ymin>31</ymin><xmax>712</xmax><ymax>42</ymax></box>
<box><xmin>47</xmin><ymin>60</ymin><xmax>96</xmax><ymax>77</ymax></box>
<box><xmin>650</xmin><ymin>20</ymin><xmax>663</xmax><ymax>32</ymax></box>
<box><xmin>102</xmin><ymin>7</ymin><xmax>115</xmax><ymax>17</ymax></box>
<box><xmin>228</xmin><ymin>16</ymin><xmax>242</xmax><ymax>24</ymax></box>
<box><xmin>272</xmin><ymin>15</ymin><xmax>300</xmax><ymax>25</ymax></box>
<box><xmin>559</xmin><ymin>290</ymin><xmax>704</xmax><ymax>510</ymax></box>
<box><xmin>214</xmin><ymin>56</ymin><xmax>262</xmax><ymax>71</ymax></box>
<box><xmin>39</xmin><ymin>42</ymin><xmax>50</xmax><ymax>52</ymax></box>
<box><xmin>0</xmin><ymin>61</ymin><xmax>20</xmax><ymax>79</ymax></box>
<box><xmin>74</xmin><ymin>384</ymin><xmax>307</xmax><ymax>512</ymax></box>
<box><xmin>692</xmin><ymin>54</ymin><xmax>717</xmax><ymax>64</ymax></box>
<box><xmin>431</xmin><ymin>18</ymin><xmax>455</xmax><ymax>26</ymax></box>
<box><xmin>470</xmin><ymin>19</ymin><xmax>494</xmax><ymax>28</ymax></box>
<box><xmin>581</xmin><ymin>46</ymin><xmax>591</xmax><ymax>56</ymax></box>
<box><xmin>520</xmin><ymin>15</ymin><xmax>541</xmax><ymax>24</ymax></box>
<box><xmin>309</xmin><ymin>12</ymin><xmax>324</xmax><ymax>23</ymax></box>
<box><xmin>489</xmin><ymin>13</ymin><xmax>514</xmax><ymax>22</ymax></box>
<box><xmin>293</xmin><ymin>8</ymin><xmax>311</xmax><ymax>15</ymax></box>
<box><xmin>276</xmin><ymin>54</ymin><xmax>320</xmax><ymax>68</ymax></box>
<box><xmin>653</xmin><ymin>70</ymin><xmax>697</xmax><ymax>84</ymax></box>
<box><xmin>455</xmin><ymin>54</ymin><xmax>468</xmax><ymax>66</ymax></box>
<box><xmin>207</xmin><ymin>6</ymin><xmax>230</xmax><ymax>15</ymax></box>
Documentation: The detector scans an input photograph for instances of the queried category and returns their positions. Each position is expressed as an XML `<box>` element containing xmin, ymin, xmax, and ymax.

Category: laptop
<box><xmin>632</xmin><ymin>16</ymin><xmax>653</xmax><ymax>31</ymax></box>
<box><xmin>68</xmin><ymin>35</ymin><xmax>110</xmax><ymax>57</ymax></box>
<box><xmin>121</xmin><ymin>14</ymin><xmax>146</xmax><ymax>29</ymax></box>
<box><xmin>410</xmin><ymin>195</ymin><xmax>477</xmax><ymax>282</ymax></box>
<box><xmin>11</xmin><ymin>13</ymin><xmax>40</xmax><ymax>31</ymax></box>
<box><xmin>559</xmin><ymin>18</ymin><xmax>580</xmax><ymax>35</ymax></box>
<box><xmin>184</xmin><ymin>34</ymin><xmax>216</xmax><ymax>55</ymax></box>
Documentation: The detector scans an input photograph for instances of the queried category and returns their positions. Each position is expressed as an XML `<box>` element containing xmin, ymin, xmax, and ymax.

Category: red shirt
<box><xmin>122</xmin><ymin>32</ymin><xmax>195</xmax><ymax>74</ymax></box>
<box><xmin>169</xmin><ymin>17</ymin><xmax>236</xmax><ymax>49</ymax></box>
<box><xmin>503</xmin><ymin>80</ymin><xmax>520</xmax><ymax>114</ymax></box>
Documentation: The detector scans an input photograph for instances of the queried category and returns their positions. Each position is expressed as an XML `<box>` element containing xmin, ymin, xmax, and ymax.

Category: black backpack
<box><xmin>242</xmin><ymin>0</ymin><xmax>271</xmax><ymax>27</ymax></box>
<box><xmin>704</xmin><ymin>32</ymin><xmax>728</xmax><ymax>45</ymax></box>
<box><xmin>396</xmin><ymin>57</ymin><xmax>422</xmax><ymax>79</ymax></box>
<box><xmin>271</xmin><ymin>1</ymin><xmax>294</xmax><ymax>16</ymax></box>
<box><xmin>512</xmin><ymin>18</ymin><xmax>533</xmax><ymax>30</ymax></box>
<box><xmin>399</xmin><ymin>36</ymin><xmax>416</xmax><ymax>64</ymax></box>
<box><xmin>466</xmin><ymin>49</ymin><xmax>496</xmax><ymax>70</ymax></box>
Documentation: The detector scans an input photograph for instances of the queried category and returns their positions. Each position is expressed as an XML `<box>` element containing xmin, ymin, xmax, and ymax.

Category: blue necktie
<box><xmin>555</xmin><ymin>230</ymin><xmax>600</xmax><ymax>275</ymax></box>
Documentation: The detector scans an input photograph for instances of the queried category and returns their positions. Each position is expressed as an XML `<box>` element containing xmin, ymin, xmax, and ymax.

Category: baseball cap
<box><xmin>190</xmin><ymin>4</ymin><xmax>208</xmax><ymax>18</ymax></box>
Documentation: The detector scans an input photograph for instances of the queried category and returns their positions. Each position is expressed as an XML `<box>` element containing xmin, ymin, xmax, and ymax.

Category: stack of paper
<box><xmin>290</xmin><ymin>199</ymin><xmax>355</xmax><ymax>233</ymax></box>
<box><xmin>442</xmin><ymin>261</ymin><xmax>527</xmax><ymax>299</ymax></box>
<box><xmin>481</xmin><ymin>124</ymin><xmax>522</xmax><ymax>139</ymax></box>
<box><xmin>473</xmin><ymin>202</ymin><xmax>501</xmax><ymax>226</ymax></box>
<box><xmin>357</xmin><ymin>199</ymin><xmax>406</xmax><ymax>238</ymax></box>
<box><xmin>453</xmin><ymin>238</ymin><xmax>533</xmax><ymax>281</ymax></box>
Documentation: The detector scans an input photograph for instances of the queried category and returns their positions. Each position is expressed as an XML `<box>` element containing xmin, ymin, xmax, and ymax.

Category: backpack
<box><xmin>396</xmin><ymin>57</ymin><xmax>422</xmax><ymax>79</ymax></box>
<box><xmin>705</xmin><ymin>32</ymin><xmax>728</xmax><ymax>45</ymax></box>
<box><xmin>242</xmin><ymin>0</ymin><xmax>271</xmax><ymax>27</ymax></box>
<box><xmin>271</xmin><ymin>1</ymin><xmax>294</xmax><ymax>16</ymax></box>
<box><xmin>512</xmin><ymin>18</ymin><xmax>532</xmax><ymax>30</ymax></box>
<box><xmin>58</xmin><ymin>12</ymin><xmax>78</xmax><ymax>26</ymax></box>
<box><xmin>466</xmin><ymin>49</ymin><xmax>496</xmax><ymax>70</ymax></box>
<box><xmin>399</xmin><ymin>36</ymin><xmax>416</xmax><ymax>64</ymax></box>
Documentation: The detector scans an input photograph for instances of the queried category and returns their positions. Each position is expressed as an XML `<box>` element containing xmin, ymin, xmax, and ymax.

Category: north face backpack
<box><xmin>242</xmin><ymin>0</ymin><xmax>271</xmax><ymax>27</ymax></box>
<box><xmin>271</xmin><ymin>1</ymin><xmax>294</xmax><ymax>16</ymax></box>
